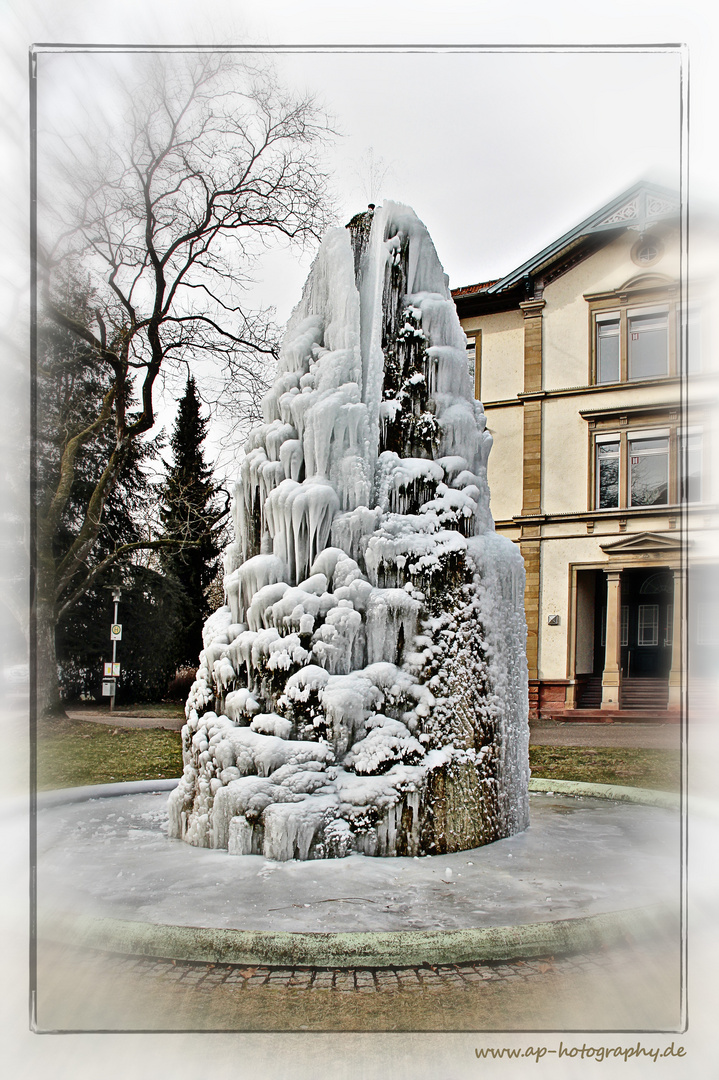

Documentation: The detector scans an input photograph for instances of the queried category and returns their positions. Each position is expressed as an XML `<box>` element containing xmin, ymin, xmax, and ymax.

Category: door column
<box><xmin>601</xmin><ymin>569</ymin><xmax>622</xmax><ymax>708</ymax></box>
<box><xmin>668</xmin><ymin>566</ymin><xmax>685</xmax><ymax>709</ymax></box>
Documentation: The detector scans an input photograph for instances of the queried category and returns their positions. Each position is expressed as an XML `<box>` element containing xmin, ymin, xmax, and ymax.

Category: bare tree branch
<box><xmin>34</xmin><ymin>51</ymin><xmax>336</xmax><ymax>713</ymax></box>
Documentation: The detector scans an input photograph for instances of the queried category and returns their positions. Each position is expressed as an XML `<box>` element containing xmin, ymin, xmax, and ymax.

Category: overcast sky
<box><xmin>256</xmin><ymin>48</ymin><xmax>682</xmax><ymax>315</ymax></box>
<box><xmin>34</xmin><ymin>42</ymin><xmax>684</xmax><ymax>468</ymax></box>
<box><xmin>38</xmin><ymin>45</ymin><xmax>683</xmax><ymax>323</ymax></box>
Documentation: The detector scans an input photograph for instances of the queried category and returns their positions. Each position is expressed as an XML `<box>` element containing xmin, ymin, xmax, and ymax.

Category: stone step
<box><xmin>545</xmin><ymin>707</ymin><xmax>681</xmax><ymax>724</ymax></box>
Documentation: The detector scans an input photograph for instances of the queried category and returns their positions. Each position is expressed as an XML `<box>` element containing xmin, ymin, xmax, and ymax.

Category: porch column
<box><xmin>601</xmin><ymin>569</ymin><xmax>622</xmax><ymax>708</ymax></box>
<box><xmin>668</xmin><ymin>566</ymin><xmax>685</xmax><ymax>708</ymax></box>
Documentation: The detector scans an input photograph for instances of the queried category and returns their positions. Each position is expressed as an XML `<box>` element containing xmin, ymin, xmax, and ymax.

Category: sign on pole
<box><xmin>110</xmin><ymin>623</ymin><xmax>122</xmax><ymax>641</ymax></box>
<box><xmin>103</xmin><ymin>662</ymin><xmax>121</xmax><ymax>677</ymax></box>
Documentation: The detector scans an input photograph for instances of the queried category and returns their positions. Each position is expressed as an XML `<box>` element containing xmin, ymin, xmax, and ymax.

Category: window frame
<box><xmin>595</xmin><ymin>433</ymin><xmax>621</xmax><ymax>509</ymax></box>
<box><xmin>638</xmin><ymin>604</ymin><xmax>660</xmax><ymax>647</ymax></box>
<box><xmin>626</xmin><ymin>306</ymin><xmax>670</xmax><ymax>381</ymax></box>
<box><xmin>627</xmin><ymin>429</ymin><xmax>671</xmax><ymax>508</ymax></box>
<box><xmin>595</xmin><ymin>311</ymin><xmax>621</xmax><ymax>385</ymax></box>
<box><xmin>587</xmin><ymin>284</ymin><xmax>678</xmax><ymax>386</ymax></box>
<box><xmin>591</xmin><ymin>422</ymin><xmax>682</xmax><ymax>511</ymax></box>
<box><xmin>466</xmin><ymin>329</ymin><xmax>482</xmax><ymax>399</ymax></box>
<box><xmin>678</xmin><ymin>425</ymin><xmax>703</xmax><ymax>505</ymax></box>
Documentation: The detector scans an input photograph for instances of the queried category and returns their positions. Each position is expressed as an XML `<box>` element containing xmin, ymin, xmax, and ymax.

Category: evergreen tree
<box><xmin>159</xmin><ymin>377</ymin><xmax>227</xmax><ymax>667</ymax></box>
<box><xmin>38</xmin><ymin>307</ymin><xmax>185</xmax><ymax>704</ymax></box>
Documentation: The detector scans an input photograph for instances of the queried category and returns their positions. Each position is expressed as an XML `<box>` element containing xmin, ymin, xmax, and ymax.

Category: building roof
<box><xmin>450</xmin><ymin>280</ymin><xmax>500</xmax><ymax>298</ymax></box>
<box><xmin>453</xmin><ymin>181</ymin><xmax>680</xmax><ymax>312</ymax></box>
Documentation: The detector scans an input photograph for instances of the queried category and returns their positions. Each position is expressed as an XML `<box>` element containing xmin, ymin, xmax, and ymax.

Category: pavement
<box><xmin>35</xmin><ymin>932</ymin><xmax>682</xmax><ymax>1031</ymax></box>
<box><xmin>65</xmin><ymin>708</ymin><xmax>683</xmax><ymax>747</ymax></box>
<box><xmin>65</xmin><ymin>707</ymin><xmax>186</xmax><ymax>730</ymax></box>
<box><xmin>529</xmin><ymin>719</ymin><xmax>681</xmax><ymax>749</ymax></box>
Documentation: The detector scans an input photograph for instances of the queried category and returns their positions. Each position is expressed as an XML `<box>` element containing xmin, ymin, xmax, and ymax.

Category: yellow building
<box><xmin>453</xmin><ymin>182</ymin><xmax>716</xmax><ymax>720</ymax></box>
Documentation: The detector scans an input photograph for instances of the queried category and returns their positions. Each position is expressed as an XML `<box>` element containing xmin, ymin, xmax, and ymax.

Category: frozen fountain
<box><xmin>168</xmin><ymin>202</ymin><xmax>529</xmax><ymax>861</ymax></box>
<box><xmin>34</xmin><ymin>205</ymin><xmax>679</xmax><ymax>1025</ymax></box>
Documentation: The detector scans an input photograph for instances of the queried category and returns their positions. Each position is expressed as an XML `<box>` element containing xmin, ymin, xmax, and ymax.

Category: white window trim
<box><xmin>596</xmin><ymin>432</ymin><xmax>621</xmax><ymax>445</ymax></box>
<box><xmin>626</xmin><ymin>304</ymin><xmax>670</xmax><ymax>318</ymax></box>
<box><xmin>595</xmin><ymin>439</ymin><xmax>620</xmax><ymax>504</ymax></box>
<box><xmin>628</xmin><ymin>428</ymin><xmax>671</xmax><ymax>441</ymax></box>
<box><xmin>638</xmin><ymin>604</ymin><xmax>659</xmax><ymax>647</ymax></box>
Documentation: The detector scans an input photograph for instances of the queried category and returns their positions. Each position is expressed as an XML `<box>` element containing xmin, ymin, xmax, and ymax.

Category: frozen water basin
<box><xmin>36</xmin><ymin>789</ymin><xmax>680</xmax><ymax>934</ymax></box>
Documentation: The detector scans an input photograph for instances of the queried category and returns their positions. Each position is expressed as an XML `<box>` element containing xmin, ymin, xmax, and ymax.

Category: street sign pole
<box><xmin>110</xmin><ymin>590</ymin><xmax>121</xmax><ymax>712</ymax></box>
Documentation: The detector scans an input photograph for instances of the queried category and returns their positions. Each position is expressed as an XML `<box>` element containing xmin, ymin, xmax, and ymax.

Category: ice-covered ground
<box><xmin>38</xmin><ymin>791</ymin><xmax>679</xmax><ymax>933</ymax></box>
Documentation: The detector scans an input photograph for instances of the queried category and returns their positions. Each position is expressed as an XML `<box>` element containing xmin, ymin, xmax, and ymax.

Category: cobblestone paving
<box><xmin>38</xmin><ymin>936</ymin><xmax>680</xmax><ymax>1030</ymax></box>
<box><xmin>100</xmin><ymin>949</ymin><xmax>618</xmax><ymax>993</ymax></box>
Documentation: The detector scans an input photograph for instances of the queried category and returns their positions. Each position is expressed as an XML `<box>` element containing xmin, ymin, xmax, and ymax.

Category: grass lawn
<box><xmin>37</xmin><ymin>712</ymin><xmax>680</xmax><ymax>792</ymax></box>
<box><xmin>37</xmin><ymin>714</ymin><xmax>183</xmax><ymax>790</ymax></box>
<box><xmin>529</xmin><ymin>745</ymin><xmax>679</xmax><ymax>792</ymax></box>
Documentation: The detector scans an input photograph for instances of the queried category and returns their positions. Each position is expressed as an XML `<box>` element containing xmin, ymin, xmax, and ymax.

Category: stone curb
<box><xmin>37</xmin><ymin>779</ymin><xmax>680</xmax><ymax>969</ymax></box>
<box><xmin>45</xmin><ymin>903</ymin><xmax>677</xmax><ymax>969</ymax></box>
<box><xmin>36</xmin><ymin>778</ymin><xmax>179</xmax><ymax>808</ymax></box>
<box><xmin>38</xmin><ymin>776</ymin><xmax>679</xmax><ymax>809</ymax></box>
<box><xmin>528</xmin><ymin>777</ymin><xmax>680</xmax><ymax>809</ymax></box>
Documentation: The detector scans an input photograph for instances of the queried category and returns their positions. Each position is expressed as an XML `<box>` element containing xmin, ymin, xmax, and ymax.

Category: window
<box><xmin>638</xmin><ymin>604</ymin><xmax>659</xmax><ymax>646</ymax></box>
<box><xmin>467</xmin><ymin>330</ymin><xmax>481</xmax><ymax>399</ymax></box>
<box><xmin>596</xmin><ymin>436</ymin><xmax>620</xmax><ymax>508</ymax></box>
<box><xmin>590</xmin><ymin>293</ymin><xmax>675</xmax><ymax>384</ymax></box>
<box><xmin>593</xmin><ymin>426</ymin><xmax>675</xmax><ymax>510</ymax></box>
<box><xmin>687</xmin><ymin>306</ymin><xmax>702</xmax><ymax>375</ymax></box>
<box><xmin>679</xmin><ymin>429</ymin><xmax>702</xmax><ymax>504</ymax></box>
<box><xmin>632</xmin><ymin>238</ymin><xmax>663</xmax><ymax>267</ymax></box>
<box><xmin>596</xmin><ymin>314</ymin><xmax>620</xmax><ymax>384</ymax></box>
<box><xmin>621</xmin><ymin>605</ymin><xmax>629</xmax><ymax>647</ymax></box>
<box><xmin>628</xmin><ymin>434</ymin><xmax>669</xmax><ymax>506</ymax></box>
<box><xmin>628</xmin><ymin>309</ymin><xmax>668</xmax><ymax>379</ymax></box>
<box><xmin>677</xmin><ymin>304</ymin><xmax>702</xmax><ymax>376</ymax></box>
<box><xmin>664</xmin><ymin>604</ymin><xmax>673</xmax><ymax>646</ymax></box>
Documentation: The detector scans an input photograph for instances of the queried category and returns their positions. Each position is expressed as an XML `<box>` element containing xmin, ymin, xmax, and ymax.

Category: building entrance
<box><xmin>620</xmin><ymin>568</ymin><xmax>673</xmax><ymax>679</ymax></box>
<box><xmin>573</xmin><ymin>564</ymin><xmax>675</xmax><ymax>710</ymax></box>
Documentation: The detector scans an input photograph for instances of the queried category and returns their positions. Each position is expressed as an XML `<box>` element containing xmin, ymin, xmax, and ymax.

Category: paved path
<box><xmin>529</xmin><ymin>720</ymin><xmax>680</xmax><ymax>749</ymax></box>
<box><xmin>65</xmin><ymin>708</ymin><xmax>185</xmax><ymax>730</ymax></box>
<box><xmin>67</xmin><ymin>710</ymin><xmax>681</xmax><ymax>748</ymax></box>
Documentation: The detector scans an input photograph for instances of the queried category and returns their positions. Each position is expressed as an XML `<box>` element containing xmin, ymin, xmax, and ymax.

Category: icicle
<box><xmin>177</xmin><ymin>200</ymin><xmax>528</xmax><ymax>862</ymax></box>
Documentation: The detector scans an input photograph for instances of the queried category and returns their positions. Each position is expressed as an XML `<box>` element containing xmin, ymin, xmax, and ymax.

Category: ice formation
<box><xmin>169</xmin><ymin>202</ymin><xmax>529</xmax><ymax>860</ymax></box>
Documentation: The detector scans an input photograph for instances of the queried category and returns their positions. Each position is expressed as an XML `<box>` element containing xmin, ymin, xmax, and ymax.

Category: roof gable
<box><xmin>593</xmin><ymin>189</ymin><xmax>679</xmax><ymax>233</ymax></box>
<box><xmin>486</xmin><ymin>182</ymin><xmax>679</xmax><ymax>295</ymax></box>
<box><xmin>454</xmin><ymin>183</ymin><xmax>679</xmax><ymax>308</ymax></box>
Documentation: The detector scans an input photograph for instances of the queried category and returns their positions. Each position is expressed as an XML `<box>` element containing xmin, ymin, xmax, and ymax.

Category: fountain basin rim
<box><xmin>41</xmin><ymin>903</ymin><xmax>678</xmax><ymax>968</ymax></box>
<box><xmin>36</xmin><ymin>776</ymin><xmax>679</xmax><ymax>810</ymax></box>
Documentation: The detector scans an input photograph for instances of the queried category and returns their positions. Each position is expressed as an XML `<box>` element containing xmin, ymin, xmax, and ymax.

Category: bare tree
<box><xmin>34</xmin><ymin>52</ymin><xmax>335</xmax><ymax>713</ymax></box>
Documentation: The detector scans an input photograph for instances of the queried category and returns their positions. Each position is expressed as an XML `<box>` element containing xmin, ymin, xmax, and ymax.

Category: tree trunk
<box><xmin>34</xmin><ymin>530</ymin><xmax>64</xmax><ymax>717</ymax></box>
<box><xmin>34</xmin><ymin>597</ymin><xmax>63</xmax><ymax>717</ymax></box>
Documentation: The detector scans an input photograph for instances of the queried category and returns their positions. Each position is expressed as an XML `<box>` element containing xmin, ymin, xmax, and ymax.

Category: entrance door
<box><xmin>621</xmin><ymin>568</ymin><xmax>673</xmax><ymax>678</ymax></box>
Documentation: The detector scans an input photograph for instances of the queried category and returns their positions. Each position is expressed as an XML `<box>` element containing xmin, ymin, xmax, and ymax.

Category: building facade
<box><xmin>453</xmin><ymin>183</ymin><xmax>717</xmax><ymax>720</ymax></box>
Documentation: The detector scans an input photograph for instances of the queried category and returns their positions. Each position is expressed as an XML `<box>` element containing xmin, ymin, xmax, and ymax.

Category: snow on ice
<box><xmin>171</xmin><ymin>202</ymin><xmax>529</xmax><ymax>861</ymax></box>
